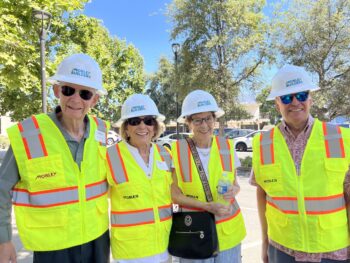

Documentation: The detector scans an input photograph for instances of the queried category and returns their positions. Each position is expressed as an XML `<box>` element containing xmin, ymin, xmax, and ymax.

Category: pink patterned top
<box><xmin>250</xmin><ymin>116</ymin><xmax>350</xmax><ymax>262</ymax></box>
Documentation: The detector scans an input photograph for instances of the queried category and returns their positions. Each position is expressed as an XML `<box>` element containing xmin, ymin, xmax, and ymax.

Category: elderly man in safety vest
<box><xmin>251</xmin><ymin>64</ymin><xmax>350</xmax><ymax>263</ymax></box>
<box><xmin>0</xmin><ymin>54</ymin><xmax>110</xmax><ymax>263</ymax></box>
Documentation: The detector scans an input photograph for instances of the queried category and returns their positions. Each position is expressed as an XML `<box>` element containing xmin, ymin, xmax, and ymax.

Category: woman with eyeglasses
<box><xmin>0</xmin><ymin>54</ymin><xmax>110</xmax><ymax>263</ymax></box>
<box><xmin>251</xmin><ymin>64</ymin><xmax>350</xmax><ymax>263</ymax></box>
<box><xmin>170</xmin><ymin>89</ymin><xmax>246</xmax><ymax>263</ymax></box>
<box><xmin>107</xmin><ymin>94</ymin><xmax>173</xmax><ymax>263</ymax></box>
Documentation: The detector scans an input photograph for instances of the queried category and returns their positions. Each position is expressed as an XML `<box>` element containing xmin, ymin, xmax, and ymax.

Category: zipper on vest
<box><xmin>175</xmin><ymin>230</ymin><xmax>205</xmax><ymax>239</ymax></box>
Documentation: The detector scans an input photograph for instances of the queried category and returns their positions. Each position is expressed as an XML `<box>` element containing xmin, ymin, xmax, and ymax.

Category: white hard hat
<box><xmin>49</xmin><ymin>53</ymin><xmax>107</xmax><ymax>95</ymax></box>
<box><xmin>177</xmin><ymin>89</ymin><xmax>224</xmax><ymax>123</ymax></box>
<box><xmin>267</xmin><ymin>64</ymin><xmax>319</xmax><ymax>101</ymax></box>
<box><xmin>115</xmin><ymin>94</ymin><xmax>165</xmax><ymax>127</ymax></box>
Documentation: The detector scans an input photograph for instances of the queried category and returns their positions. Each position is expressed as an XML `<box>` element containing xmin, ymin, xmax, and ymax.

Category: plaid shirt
<box><xmin>250</xmin><ymin>116</ymin><xmax>350</xmax><ymax>262</ymax></box>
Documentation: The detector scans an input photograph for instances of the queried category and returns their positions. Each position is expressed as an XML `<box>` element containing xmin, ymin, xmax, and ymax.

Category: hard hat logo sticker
<box><xmin>131</xmin><ymin>105</ymin><xmax>146</xmax><ymax>112</ymax></box>
<box><xmin>197</xmin><ymin>100</ymin><xmax>211</xmax><ymax>107</ymax></box>
<box><xmin>71</xmin><ymin>68</ymin><xmax>91</xmax><ymax>79</ymax></box>
<box><xmin>286</xmin><ymin>78</ymin><xmax>303</xmax><ymax>87</ymax></box>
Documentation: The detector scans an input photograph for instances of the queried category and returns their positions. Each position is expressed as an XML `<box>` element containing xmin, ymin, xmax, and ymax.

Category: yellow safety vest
<box><xmin>7</xmin><ymin>114</ymin><xmax>109</xmax><ymax>251</ymax></box>
<box><xmin>107</xmin><ymin>141</ymin><xmax>173</xmax><ymax>259</ymax></box>
<box><xmin>171</xmin><ymin>136</ymin><xmax>246</xmax><ymax>252</ymax></box>
<box><xmin>253</xmin><ymin>119</ymin><xmax>350</xmax><ymax>253</ymax></box>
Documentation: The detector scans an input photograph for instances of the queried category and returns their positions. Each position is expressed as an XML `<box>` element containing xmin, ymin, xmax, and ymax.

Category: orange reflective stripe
<box><xmin>260</xmin><ymin>129</ymin><xmax>274</xmax><ymax>165</ymax></box>
<box><xmin>18</xmin><ymin>116</ymin><xmax>48</xmax><ymax>159</ymax></box>
<box><xmin>215</xmin><ymin>137</ymin><xmax>233</xmax><ymax>172</ymax></box>
<box><xmin>322</xmin><ymin>122</ymin><xmax>345</xmax><ymax>158</ymax></box>
<box><xmin>216</xmin><ymin>199</ymin><xmax>241</xmax><ymax>223</ymax></box>
<box><xmin>107</xmin><ymin>143</ymin><xmax>129</xmax><ymax>184</ymax></box>
<box><xmin>155</xmin><ymin>144</ymin><xmax>172</xmax><ymax>171</ymax></box>
<box><xmin>267</xmin><ymin>194</ymin><xmax>346</xmax><ymax>215</ymax></box>
<box><xmin>111</xmin><ymin>208</ymin><xmax>155</xmax><ymax>227</ymax></box>
<box><xmin>85</xmin><ymin>179</ymin><xmax>108</xmax><ymax>201</ymax></box>
<box><xmin>158</xmin><ymin>204</ymin><xmax>172</xmax><ymax>221</ymax></box>
<box><xmin>177</xmin><ymin>140</ymin><xmax>192</xmax><ymax>182</ymax></box>
<box><xmin>12</xmin><ymin>186</ymin><xmax>79</xmax><ymax>207</ymax></box>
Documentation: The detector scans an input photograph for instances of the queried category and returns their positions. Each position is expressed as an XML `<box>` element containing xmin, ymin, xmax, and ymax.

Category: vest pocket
<box><xmin>24</xmin><ymin>154</ymin><xmax>66</xmax><ymax>192</ymax></box>
<box><xmin>114</xmin><ymin>183</ymin><xmax>146</xmax><ymax>211</ymax></box>
<box><xmin>324</xmin><ymin>158</ymin><xmax>348</xmax><ymax>187</ymax></box>
<box><xmin>258</xmin><ymin>164</ymin><xmax>283</xmax><ymax>194</ymax></box>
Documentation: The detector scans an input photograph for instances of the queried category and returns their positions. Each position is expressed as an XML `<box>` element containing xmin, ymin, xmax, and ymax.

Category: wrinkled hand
<box><xmin>205</xmin><ymin>202</ymin><xmax>232</xmax><ymax>217</ymax></box>
<box><xmin>0</xmin><ymin>241</ymin><xmax>17</xmax><ymax>263</ymax></box>
<box><xmin>222</xmin><ymin>185</ymin><xmax>240</xmax><ymax>202</ymax></box>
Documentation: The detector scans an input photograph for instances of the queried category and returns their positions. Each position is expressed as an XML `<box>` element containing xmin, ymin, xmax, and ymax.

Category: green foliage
<box><xmin>239</xmin><ymin>156</ymin><xmax>252</xmax><ymax>168</ymax></box>
<box><xmin>52</xmin><ymin>15</ymin><xmax>145</xmax><ymax>122</ymax></box>
<box><xmin>273</xmin><ymin>0</ymin><xmax>350</xmax><ymax>120</ymax></box>
<box><xmin>0</xmin><ymin>0</ymin><xmax>88</xmax><ymax>120</ymax></box>
<box><xmin>167</xmin><ymin>0</ymin><xmax>270</xmax><ymax>117</ymax></box>
<box><xmin>146</xmin><ymin>57</ymin><xmax>177</xmax><ymax>123</ymax></box>
<box><xmin>256</xmin><ymin>86</ymin><xmax>280</xmax><ymax>124</ymax></box>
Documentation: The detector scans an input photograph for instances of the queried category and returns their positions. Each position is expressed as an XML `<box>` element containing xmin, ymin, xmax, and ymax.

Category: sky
<box><xmin>84</xmin><ymin>0</ymin><xmax>173</xmax><ymax>74</ymax></box>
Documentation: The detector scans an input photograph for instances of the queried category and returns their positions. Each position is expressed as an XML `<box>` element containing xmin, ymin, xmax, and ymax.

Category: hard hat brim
<box><xmin>48</xmin><ymin>75</ymin><xmax>107</xmax><ymax>96</ymax></box>
<box><xmin>177</xmin><ymin>108</ymin><xmax>225</xmax><ymax>124</ymax></box>
<box><xmin>266</xmin><ymin>84</ymin><xmax>320</xmax><ymax>101</ymax></box>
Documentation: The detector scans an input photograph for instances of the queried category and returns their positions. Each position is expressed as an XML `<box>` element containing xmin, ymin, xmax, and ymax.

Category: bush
<box><xmin>240</xmin><ymin>156</ymin><xmax>252</xmax><ymax>168</ymax></box>
<box><xmin>0</xmin><ymin>135</ymin><xmax>10</xmax><ymax>149</ymax></box>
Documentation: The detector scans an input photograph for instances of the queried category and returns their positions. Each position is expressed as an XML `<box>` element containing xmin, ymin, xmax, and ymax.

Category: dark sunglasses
<box><xmin>61</xmin><ymin>86</ymin><xmax>95</xmax><ymax>101</ymax></box>
<box><xmin>280</xmin><ymin>91</ymin><xmax>309</xmax><ymax>105</ymax></box>
<box><xmin>127</xmin><ymin>116</ymin><xmax>156</xmax><ymax>126</ymax></box>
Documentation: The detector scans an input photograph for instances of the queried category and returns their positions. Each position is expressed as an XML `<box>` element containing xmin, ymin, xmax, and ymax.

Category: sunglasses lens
<box><xmin>128</xmin><ymin>117</ymin><xmax>142</xmax><ymax>126</ymax></box>
<box><xmin>143</xmin><ymin>117</ymin><xmax>156</xmax><ymax>126</ymax></box>
<box><xmin>79</xmin><ymin>90</ymin><xmax>94</xmax><ymax>100</ymax></box>
<box><xmin>280</xmin><ymin>95</ymin><xmax>293</xmax><ymax>104</ymax></box>
<box><xmin>295</xmin><ymin>92</ymin><xmax>309</xmax><ymax>102</ymax></box>
<box><xmin>61</xmin><ymin>86</ymin><xmax>75</xmax><ymax>96</ymax></box>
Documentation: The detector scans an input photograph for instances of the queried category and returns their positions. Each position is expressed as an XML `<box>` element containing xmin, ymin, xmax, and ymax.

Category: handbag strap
<box><xmin>185</xmin><ymin>137</ymin><xmax>213</xmax><ymax>202</ymax></box>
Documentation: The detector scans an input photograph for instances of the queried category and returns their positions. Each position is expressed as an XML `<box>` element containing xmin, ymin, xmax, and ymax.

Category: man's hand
<box><xmin>0</xmin><ymin>241</ymin><xmax>17</xmax><ymax>263</ymax></box>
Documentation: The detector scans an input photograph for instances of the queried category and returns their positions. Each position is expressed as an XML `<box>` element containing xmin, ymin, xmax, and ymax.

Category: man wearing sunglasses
<box><xmin>0</xmin><ymin>54</ymin><xmax>110</xmax><ymax>263</ymax></box>
<box><xmin>251</xmin><ymin>64</ymin><xmax>350</xmax><ymax>263</ymax></box>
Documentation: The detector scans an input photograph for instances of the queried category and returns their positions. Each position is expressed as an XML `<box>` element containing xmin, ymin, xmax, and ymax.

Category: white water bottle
<box><xmin>217</xmin><ymin>172</ymin><xmax>231</xmax><ymax>205</ymax></box>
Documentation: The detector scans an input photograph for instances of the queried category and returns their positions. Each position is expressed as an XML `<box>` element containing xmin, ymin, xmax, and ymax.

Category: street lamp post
<box><xmin>172</xmin><ymin>43</ymin><xmax>180</xmax><ymax>136</ymax></box>
<box><xmin>33</xmin><ymin>9</ymin><xmax>52</xmax><ymax>113</ymax></box>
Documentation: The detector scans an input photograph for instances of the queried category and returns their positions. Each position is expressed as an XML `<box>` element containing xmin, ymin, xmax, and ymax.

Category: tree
<box><xmin>273</xmin><ymin>0</ymin><xmax>350</xmax><ymax>120</ymax></box>
<box><xmin>0</xmin><ymin>0</ymin><xmax>88</xmax><ymax>120</ymax></box>
<box><xmin>256</xmin><ymin>86</ymin><xmax>280</xmax><ymax>124</ymax></box>
<box><xmin>167</xmin><ymin>0</ymin><xmax>270</xmax><ymax>125</ymax></box>
<box><xmin>146</xmin><ymin>57</ymin><xmax>177</xmax><ymax>123</ymax></box>
<box><xmin>52</xmin><ymin>15</ymin><xmax>145</xmax><ymax>123</ymax></box>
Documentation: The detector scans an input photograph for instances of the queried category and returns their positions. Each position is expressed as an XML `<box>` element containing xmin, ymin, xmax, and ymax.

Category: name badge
<box><xmin>95</xmin><ymin>130</ymin><xmax>106</xmax><ymax>144</ymax></box>
<box><xmin>157</xmin><ymin>160</ymin><xmax>169</xmax><ymax>171</ymax></box>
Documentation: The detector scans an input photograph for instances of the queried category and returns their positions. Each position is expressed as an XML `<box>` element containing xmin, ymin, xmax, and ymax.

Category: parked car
<box><xmin>234</xmin><ymin>130</ymin><xmax>265</xmax><ymax>152</ymax></box>
<box><xmin>213</xmin><ymin>128</ymin><xmax>236</xmax><ymax>137</ymax></box>
<box><xmin>156</xmin><ymin>132</ymin><xmax>191</xmax><ymax>149</ymax></box>
<box><xmin>225</xmin><ymin>129</ymin><xmax>254</xmax><ymax>139</ymax></box>
<box><xmin>107</xmin><ymin>130</ymin><xmax>121</xmax><ymax>145</ymax></box>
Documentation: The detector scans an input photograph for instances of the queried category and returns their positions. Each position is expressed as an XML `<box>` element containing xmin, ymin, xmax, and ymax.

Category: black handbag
<box><xmin>168</xmin><ymin>138</ymin><xmax>219</xmax><ymax>259</ymax></box>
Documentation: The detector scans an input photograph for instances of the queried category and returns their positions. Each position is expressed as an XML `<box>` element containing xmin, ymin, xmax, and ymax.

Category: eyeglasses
<box><xmin>61</xmin><ymin>86</ymin><xmax>95</xmax><ymax>101</ymax></box>
<box><xmin>191</xmin><ymin>115</ymin><xmax>214</xmax><ymax>126</ymax></box>
<box><xmin>127</xmin><ymin>116</ymin><xmax>156</xmax><ymax>126</ymax></box>
<box><xmin>280</xmin><ymin>91</ymin><xmax>309</xmax><ymax>105</ymax></box>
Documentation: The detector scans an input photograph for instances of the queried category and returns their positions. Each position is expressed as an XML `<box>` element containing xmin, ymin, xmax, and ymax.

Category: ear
<box><xmin>90</xmin><ymin>94</ymin><xmax>100</xmax><ymax>107</ymax></box>
<box><xmin>274</xmin><ymin>99</ymin><xmax>281</xmax><ymax>113</ymax></box>
<box><xmin>53</xmin><ymin>85</ymin><xmax>61</xmax><ymax>98</ymax></box>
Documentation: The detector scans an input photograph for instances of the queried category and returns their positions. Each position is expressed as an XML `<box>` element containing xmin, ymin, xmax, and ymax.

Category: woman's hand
<box><xmin>205</xmin><ymin>202</ymin><xmax>232</xmax><ymax>217</ymax></box>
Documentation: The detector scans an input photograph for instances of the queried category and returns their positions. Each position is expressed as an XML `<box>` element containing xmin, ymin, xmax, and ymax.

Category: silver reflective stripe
<box><xmin>111</xmin><ymin>209</ymin><xmax>155</xmax><ymax>226</ymax></box>
<box><xmin>217</xmin><ymin>137</ymin><xmax>232</xmax><ymax>172</ymax></box>
<box><xmin>324</xmin><ymin>123</ymin><xmax>344</xmax><ymax>158</ymax></box>
<box><xmin>107</xmin><ymin>144</ymin><xmax>128</xmax><ymax>184</ymax></box>
<box><xmin>86</xmin><ymin>180</ymin><xmax>108</xmax><ymax>200</ymax></box>
<box><xmin>215</xmin><ymin>199</ymin><xmax>241</xmax><ymax>223</ymax></box>
<box><xmin>158</xmin><ymin>205</ymin><xmax>172</xmax><ymax>221</ymax></box>
<box><xmin>305</xmin><ymin>195</ymin><xmax>345</xmax><ymax>214</ymax></box>
<box><xmin>12</xmin><ymin>188</ymin><xmax>79</xmax><ymax>207</ymax></box>
<box><xmin>157</xmin><ymin>145</ymin><xmax>172</xmax><ymax>171</ymax></box>
<box><xmin>178</xmin><ymin>140</ymin><xmax>191</xmax><ymax>182</ymax></box>
<box><xmin>266</xmin><ymin>195</ymin><xmax>298</xmax><ymax>214</ymax></box>
<box><xmin>260</xmin><ymin>129</ymin><xmax>274</xmax><ymax>165</ymax></box>
<box><xmin>20</xmin><ymin>117</ymin><xmax>46</xmax><ymax>159</ymax></box>
<box><xmin>94</xmin><ymin>117</ymin><xmax>107</xmax><ymax>146</ymax></box>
